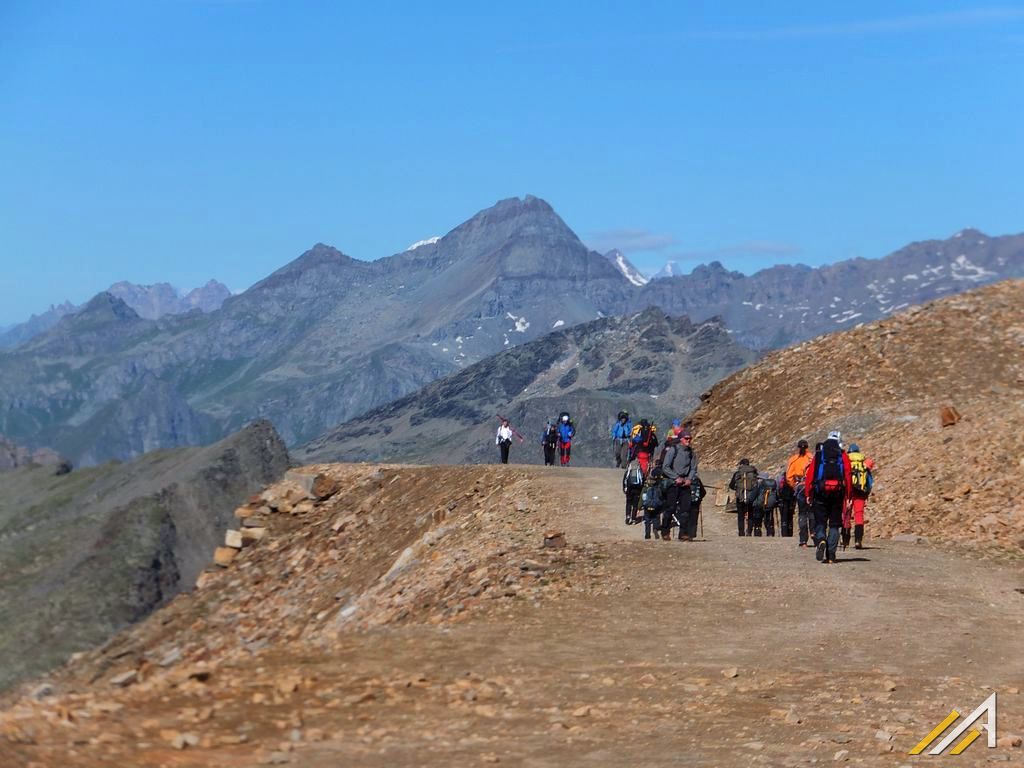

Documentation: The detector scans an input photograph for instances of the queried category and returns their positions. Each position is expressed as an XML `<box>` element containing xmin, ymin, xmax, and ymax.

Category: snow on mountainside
<box><xmin>651</xmin><ymin>260</ymin><xmax>683</xmax><ymax>279</ymax></box>
<box><xmin>406</xmin><ymin>236</ymin><xmax>441</xmax><ymax>251</ymax></box>
<box><xmin>603</xmin><ymin>249</ymin><xmax>649</xmax><ymax>286</ymax></box>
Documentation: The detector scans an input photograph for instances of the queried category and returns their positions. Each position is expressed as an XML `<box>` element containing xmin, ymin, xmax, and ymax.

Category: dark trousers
<box><xmin>614</xmin><ymin>439</ymin><xmax>630</xmax><ymax>468</ymax></box>
<box><xmin>736</xmin><ymin>501</ymin><xmax>752</xmax><ymax>536</ymax></box>
<box><xmin>764</xmin><ymin>506</ymin><xmax>776</xmax><ymax>536</ymax></box>
<box><xmin>796</xmin><ymin>496</ymin><xmax>811</xmax><ymax>544</ymax></box>
<box><xmin>643</xmin><ymin>508</ymin><xmax>659</xmax><ymax>538</ymax></box>
<box><xmin>624</xmin><ymin>491</ymin><xmax>641</xmax><ymax>524</ymax></box>
<box><xmin>662</xmin><ymin>484</ymin><xmax>693</xmax><ymax>539</ymax></box>
<box><xmin>499</xmin><ymin>441</ymin><xmax>510</xmax><ymax>464</ymax></box>
<box><xmin>748</xmin><ymin>506</ymin><xmax>764</xmax><ymax>536</ymax></box>
<box><xmin>687</xmin><ymin>502</ymin><xmax>701</xmax><ymax>539</ymax></box>
<box><xmin>543</xmin><ymin>445</ymin><xmax>556</xmax><ymax>465</ymax></box>
<box><xmin>813</xmin><ymin>493</ymin><xmax>845</xmax><ymax>560</ymax></box>
<box><xmin>779</xmin><ymin>495</ymin><xmax>795</xmax><ymax>537</ymax></box>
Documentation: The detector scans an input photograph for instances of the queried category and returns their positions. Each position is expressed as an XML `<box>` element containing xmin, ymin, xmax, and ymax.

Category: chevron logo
<box><xmin>910</xmin><ymin>693</ymin><xmax>997</xmax><ymax>755</ymax></box>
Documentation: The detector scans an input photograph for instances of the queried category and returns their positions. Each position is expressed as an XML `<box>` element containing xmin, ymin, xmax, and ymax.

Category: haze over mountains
<box><xmin>1</xmin><ymin>195</ymin><xmax>1020</xmax><ymax>467</ymax></box>
<box><xmin>0</xmin><ymin>279</ymin><xmax>231</xmax><ymax>349</ymax></box>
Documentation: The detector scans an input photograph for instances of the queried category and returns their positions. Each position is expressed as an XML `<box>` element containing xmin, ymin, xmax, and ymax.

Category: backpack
<box><xmin>814</xmin><ymin>441</ymin><xmax>845</xmax><ymax>496</ymax></box>
<box><xmin>624</xmin><ymin>461</ymin><xmax>644</xmax><ymax>492</ymax></box>
<box><xmin>691</xmin><ymin>476</ymin><xmax>707</xmax><ymax>504</ymax></box>
<box><xmin>641</xmin><ymin>481</ymin><xmax>664</xmax><ymax>512</ymax></box>
<box><xmin>848</xmin><ymin>451</ymin><xmax>873</xmax><ymax>496</ymax></box>
<box><xmin>754</xmin><ymin>478</ymin><xmax>778</xmax><ymax>512</ymax></box>
<box><xmin>736</xmin><ymin>466</ymin><xmax>758</xmax><ymax>505</ymax></box>
<box><xmin>543</xmin><ymin>428</ymin><xmax>558</xmax><ymax>449</ymax></box>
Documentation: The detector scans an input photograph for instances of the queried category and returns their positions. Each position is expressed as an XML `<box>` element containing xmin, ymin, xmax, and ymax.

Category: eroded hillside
<box><xmin>689</xmin><ymin>280</ymin><xmax>1024</xmax><ymax>550</ymax></box>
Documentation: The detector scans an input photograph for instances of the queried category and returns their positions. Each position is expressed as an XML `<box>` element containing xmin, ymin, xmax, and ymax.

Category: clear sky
<box><xmin>2</xmin><ymin>1</ymin><xmax>1023</xmax><ymax>324</ymax></box>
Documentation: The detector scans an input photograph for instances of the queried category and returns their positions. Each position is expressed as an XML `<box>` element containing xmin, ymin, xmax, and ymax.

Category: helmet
<box><xmin>618</xmin><ymin>411</ymin><xmax>629</xmax><ymax>421</ymax></box>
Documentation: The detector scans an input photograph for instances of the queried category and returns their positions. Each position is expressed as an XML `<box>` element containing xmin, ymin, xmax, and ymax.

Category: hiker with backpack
<box><xmin>557</xmin><ymin>412</ymin><xmax>576</xmax><ymax>466</ymax></box>
<box><xmin>659</xmin><ymin>428</ymin><xmax>698</xmax><ymax>541</ymax></box>
<box><xmin>622</xmin><ymin>457</ymin><xmax>644</xmax><ymax>525</ymax></box>
<box><xmin>729</xmin><ymin>458</ymin><xmax>759</xmax><ymax>536</ymax></box>
<box><xmin>630</xmin><ymin>419</ymin><xmax>659</xmax><ymax>475</ymax></box>
<box><xmin>751</xmin><ymin>474</ymin><xmax>780</xmax><ymax>537</ymax></box>
<box><xmin>804</xmin><ymin>431</ymin><xmax>852</xmax><ymax>564</ymax></box>
<box><xmin>845</xmin><ymin>443</ymin><xmax>874</xmax><ymax>549</ymax></box>
<box><xmin>611</xmin><ymin>411</ymin><xmax>633</xmax><ymax>468</ymax></box>
<box><xmin>786</xmin><ymin>439</ymin><xmax>813</xmax><ymax>547</ymax></box>
<box><xmin>496</xmin><ymin>418</ymin><xmax>513</xmax><ymax>464</ymax></box>
<box><xmin>540</xmin><ymin>422</ymin><xmax>559</xmax><ymax>466</ymax></box>
<box><xmin>640</xmin><ymin>466</ymin><xmax>667</xmax><ymax>540</ymax></box>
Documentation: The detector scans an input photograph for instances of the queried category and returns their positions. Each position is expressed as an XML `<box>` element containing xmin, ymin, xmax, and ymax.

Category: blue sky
<box><xmin>2</xmin><ymin>1</ymin><xmax>1023</xmax><ymax>324</ymax></box>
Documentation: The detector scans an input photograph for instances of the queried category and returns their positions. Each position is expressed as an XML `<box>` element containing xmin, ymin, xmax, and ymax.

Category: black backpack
<box><xmin>813</xmin><ymin>442</ymin><xmax>844</xmax><ymax>496</ymax></box>
<box><xmin>736</xmin><ymin>466</ymin><xmax>758</xmax><ymax>505</ymax></box>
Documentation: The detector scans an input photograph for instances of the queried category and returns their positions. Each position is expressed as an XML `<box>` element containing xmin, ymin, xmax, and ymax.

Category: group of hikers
<box><xmin>495</xmin><ymin>412</ymin><xmax>576</xmax><ymax>466</ymax></box>
<box><xmin>615</xmin><ymin>412</ymin><xmax>875</xmax><ymax>559</ymax></box>
<box><xmin>496</xmin><ymin>410</ymin><xmax>876</xmax><ymax>561</ymax></box>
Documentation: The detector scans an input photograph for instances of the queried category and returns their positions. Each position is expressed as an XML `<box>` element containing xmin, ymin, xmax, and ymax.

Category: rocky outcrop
<box><xmin>0</xmin><ymin>436</ymin><xmax>68</xmax><ymax>473</ymax></box>
<box><xmin>686</xmin><ymin>279</ymin><xmax>1024</xmax><ymax>550</ymax></box>
<box><xmin>0</xmin><ymin>421</ymin><xmax>290</xmax><ymax>692</ymax></box>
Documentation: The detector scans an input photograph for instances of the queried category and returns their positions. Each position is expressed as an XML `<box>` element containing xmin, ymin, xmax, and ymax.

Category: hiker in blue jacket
<box><xmin>610</xmin><ymin>411</ymin><xmax>632</xmax><ymax>468</ymax></box>
<box><xmin>557</xmin><ymin>412</ymin><xmax>576</xmax><ymax>466</ymax></box>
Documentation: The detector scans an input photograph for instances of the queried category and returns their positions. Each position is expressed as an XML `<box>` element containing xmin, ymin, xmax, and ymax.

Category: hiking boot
<box><xmin>815</xmin><ymin>541</ymin><xmax>826</xmax><ymax>562</ymax></box>
<box><xmin>854</xmin><ymin>543</ymin><xmax>862</xmax><ymax>550</ymax></box>
<box><xmin>644</xmin><ymin>532</ymin><xmax>651</xmax><ymax>540</ymax></box>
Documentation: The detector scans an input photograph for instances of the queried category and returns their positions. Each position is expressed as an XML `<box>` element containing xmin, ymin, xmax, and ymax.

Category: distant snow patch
<box><xmin>951</xmin><ymin>254</ymin><xmax>994</xmax><ymax>281</ymax></box>
<box><xmin>902</xmin><ymin>274</ymin><xmax>919</xmax><ymax>281</ymax></box>
<box><xmin>552</xmin><ymin>320</ymin><xmax>565</xmax><ymax>328</ymax></box>
<box><xmin>505</xmin><ymin>312</ymin><xmax>529</xmax><ymax>332</ymax></box>
<box><xmin>406</xmin><ymin>236</ymin><xmax>440</xmax><ymax>251</ymax></box>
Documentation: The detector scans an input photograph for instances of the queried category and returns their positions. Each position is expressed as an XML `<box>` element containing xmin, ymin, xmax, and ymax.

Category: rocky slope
<box><xmin>0</xmin><ymin>280</ymin><xmax>230</xmax><ymax>349</ymax></box>
<box><xmin>1</xmin><ymin>195</ymin><xmax>1020</xmax><ymax>467</ymax></box>
<box><xmin>0</xmin><ymin>421</ymin><xmax>289</xmax><ymax>692</ymax></box>
<box><xmin>300</xmin><ymin>309</ymin><xmax>758</xmax><ymax>466</ymax></box>
<box><xmin>687</xmin><ymin>279</ymin><xmax>1024</xmax><ymax>550</ymax></box>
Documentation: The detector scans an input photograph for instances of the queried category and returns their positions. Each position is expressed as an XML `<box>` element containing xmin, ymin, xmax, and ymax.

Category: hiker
<box><xmin>752</xmin><ymin>474</ymin><xmax>779</xmax><ymax>537</ymax></box>
<box><xmin>668</xmin><ymin>419</ymin><xmax>683</xmax><ymax>440</ymax></box>
<box><xmin>845</xmin><ymin>443</ymin><xmax>874</xmax><ymax>549</ymax></box>
<box><xmin>729</xmin><ymin>458</ymin><xmax>759</xmax><ymax>536</ymax></box>
<box><xmin>659</xmin><ymin>428</ymin><xmax>698</xmax><ymax>541</ymax></box>
<box><xmin>630</xmin><ymin>419</ymin><xmax>659</xmax><ymax>475</ymax></box>
<box><xmin>688</xmin><ymin>473</ymin><xmax>707</xmax><ymax>541</ymax></box>
<box><xmin>805</xmin><ymin>431</ymin><xmax>852</xmax><ymax>564</ymax></box>
<box><xmin>622</xmin><ymin>457</ymin><xmax>644</xmax><ymax>525</ymax></box>
<box><xmin>557</xmin><ymin>412</ymin><xmax>576</xmax><ymax>466</ymax></box>
<box><xmin>640</xmin><ymin>466</ymin><xmax>667</xmax><ymax>539</ymax></box>
<box><xmin>540</xmin><ymin>422</ymin><xmax>558</xmax><ymax>466</ymax></box>
<box><xmin>786</xmin><ymin>440</ymin><xmax>813</xmax><ymax>547</ymax></box>
<box><xmin>496</xmin><ymin>418</ymin><xmax>513</xmax><ymax>464</ymax></box>
<box><xmin>611</xmin><ymin>411</ymin><xmax>633</xmax><ymax>468</ymax></box>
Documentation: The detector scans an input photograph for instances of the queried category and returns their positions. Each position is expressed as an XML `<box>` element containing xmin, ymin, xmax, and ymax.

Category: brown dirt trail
<box><xmin>3</xmin><ymin>465</ymin><xmax>1022</xmax><ymax>767</ymax></box>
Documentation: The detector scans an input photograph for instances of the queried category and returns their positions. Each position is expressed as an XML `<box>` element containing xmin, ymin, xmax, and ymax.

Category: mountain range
<box><xmin>1</xmin><ymin>195</ymin><xmax>1020</xmax><ymax>466</ymax></box>
<box><xmin>0</xmin><ymin>279</ymin><xmax>230</xmax><ymax>349</ymax></box>
<box><xmin>299</xmin><ymin>308</ymin><xmax>757</xmax><ymax>466</ymax></box>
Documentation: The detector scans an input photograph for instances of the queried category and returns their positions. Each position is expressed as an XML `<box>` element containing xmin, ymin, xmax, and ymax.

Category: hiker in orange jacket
<box><xmin>785</xmin><ymin>440</ymin><xmax>813</xmax><ymax>547</ymax></box>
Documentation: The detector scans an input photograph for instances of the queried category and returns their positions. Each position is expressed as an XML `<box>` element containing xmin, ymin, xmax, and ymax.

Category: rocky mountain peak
<box><xmin>73</xmin><ymin>292</ymin><xmax>141</xmax><ymax>324</ymax></box>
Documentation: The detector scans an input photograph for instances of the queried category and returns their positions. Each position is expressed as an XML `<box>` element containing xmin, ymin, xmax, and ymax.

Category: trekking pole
<box><xmin>699</xmin><ymin>504</ymin><xmax>703</xmax><ymax>540</ymax></box>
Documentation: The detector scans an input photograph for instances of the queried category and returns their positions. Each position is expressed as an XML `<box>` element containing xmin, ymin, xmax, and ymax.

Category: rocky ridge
<box><xmin>0</xmin><ymin>421</ymin><xmax>290</xmax><ymax>692</ymax></box>
<box><xmin>688</xmin><ymin>279</ymin><xmax>1024</xmax><ymax>550</ymax></box>
<box><xmin>0</xmin><ymin>463</ymin><xmax>596</xmax><ymax>764</ymax></box>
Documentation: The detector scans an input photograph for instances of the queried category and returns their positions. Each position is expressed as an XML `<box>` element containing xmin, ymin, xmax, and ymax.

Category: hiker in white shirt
<box><xmin>496</xmin><ymin>419</ymin><xmax>513</xmax><ymax>464</ymax></box>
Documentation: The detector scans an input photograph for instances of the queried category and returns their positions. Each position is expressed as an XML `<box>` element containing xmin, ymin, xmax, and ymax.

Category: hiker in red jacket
<box><xmin>804</xmin><ymin>431</ymin><xmax>852</xmax><ymax>564</ymax></box>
